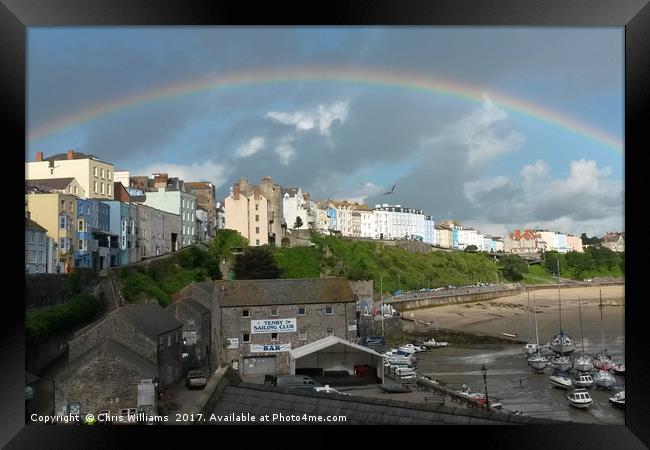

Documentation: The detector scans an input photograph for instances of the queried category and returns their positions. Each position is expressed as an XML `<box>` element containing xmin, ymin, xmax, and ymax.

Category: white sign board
<box><xmin>348</xmin><ymin>324</ymin><xmax>357</xmax><ymax>332</ymax></box>
<box><xmin>251</xmin><ymin>318</ymin><xmax>297</xmax><ymax>334</ymax></box>
<box><xmin>227</xmin><ymin>338</ymin><xmax>239</xmax><ymax>349</ymax></box>
<box><xmin>250</xmin><ymin>343</ymin><xmax>292</xmax><ymax>353</ymax></box>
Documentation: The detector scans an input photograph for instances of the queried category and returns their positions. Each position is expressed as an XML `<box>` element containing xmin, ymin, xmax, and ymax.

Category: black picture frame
<box><xmin>3</xmin><ymin>0</ymin><xmax>648</xmax><ymax>447</ymax></box>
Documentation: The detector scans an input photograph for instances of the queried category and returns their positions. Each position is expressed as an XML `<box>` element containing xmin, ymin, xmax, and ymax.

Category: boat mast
<box><xmin>578</xmin><ymin>297</ymin><xmax>585</xmax><ymax>355</ymax></box>
<box><xmin>557</xmin><ymin>258</ymin><xmax>563</xmax><ymax>355</ymax></box>
<box><xmin>599</xmin><ymin>288</ymin><xmax>605</xmax><ymax>357</ymax></box>
<box><xmin>527</xmin><ymin>286</ymin><xmax>532</xmax><ymax>343</ymax></box>
<box><xmin>533</xmin><ymin>291</ymin><xmax>540</xmax><ymax>346</ymax></box>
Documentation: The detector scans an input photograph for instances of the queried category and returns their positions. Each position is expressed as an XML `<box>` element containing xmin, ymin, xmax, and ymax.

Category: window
<box><xmin>242</xmin><ymin>333</ymin><xmax>250</xmax><ymax>343</ymax></box>
<box><xmin>270</xmin><ymin>308</ymin><xmax>278</xmax><ymax>317</ymax></box>
<box><xmin>242</xmin><ymin>309</ymin><xmax>250</xmax><ymax>318</ymax></box>
<box><xmin>94</xmin><ymin>167</ymin><xmax>98</xmax><ymax>177</ymax></box>
<box><xmin>93</xmin><ymin>181</ymin><xmax>98</xmax><ymax>193</ymax></box>
<box><xmin>59</xmin><ymin>216</ymin><xmax>65</xmax><ymax>229</ymax></box>
<box><xmin>59</xmin><ymin>237</ymin><xmax>66</xmax><ymax>249</ymax></box>
<box><xmin>101</xmin><ymin>168</ymin><xmax>105</xmax><ymax>178</ymax></box>
<box><xmin>298</xmin><ymin>331</ymin><xmax>307</xmax><ymax>341</ymax></box>
<box><xmin>255</xmin><ymin>227</ymin><xmax>259</xmax><ymax>234</ymax></box>
<box><xmin>79</xmin><ymin>239</ymin><xmax>83</xmax><ymax>250</ymax></box>
<box><xmin>83</xmin><ymin>240</ymin><xmax>88</xmax><ymax>251</ymax></box>
<box><xmin>107</xmin><ymin>184</ymin><xmax>111</xmax><ymax>196</ymax></box>
<box><xmin>255</xmin><ymin>204</ymin><xmax>259</xmax><ymax>211</ymax></box>
<box><xmin>107</xmin><ymin>170</ymin><xmax>111</xmax><ymax>180</ymax></box>
<box><xmin>167</xmin><ymin>334</ymin><xmax>172</xmax><ymax>347</ymax></box>
<box><xmin>100</xmin><ymin>183</ymin><xmax>104</xmax><ymax>194</ymax></box>
<box><xmin>74</xmin><ymin>186</ymin><xmax>78</xmax><ymax>195</ymax></box>
<box><xmin>120</xmin><ymin>408</ymin><xmax>137</xmax><ymax>417</ymax></box>
<box><xmin>39</xmin><ymin>251</ymin><xmax>44</xmax><ymax>263</ymax></box>
<box><xmin>298</xmin><ymin>307</ymin><xmax>306</xmax><ymax>315</ymax></box>
<box><xmin>255</xmin><ymin>215</ymin><xmax>259</xmax><ymax>222</ymax></box>
<box><xmin>271</xmin><ymin>332</ymin><xmax>278</xmax><ymax>341</ymax></box>
<box><xmin>78</xmin><ymin>220</ymin><xmax>84</xmax><ymax>231</ymax></box>
<box><xmin>326</xmin><ymin>329</ymin><xmax>334</xmax><ymax>336</ymax></box>
<box><xmin>325</xmin><ymin>306</ymin><xmax>333</xmax><ymax>315</ymax></box>
<box><xmin>255</xmin><ymin>239</ymin><xmax>260</xmax><ymax>246</ymax></box>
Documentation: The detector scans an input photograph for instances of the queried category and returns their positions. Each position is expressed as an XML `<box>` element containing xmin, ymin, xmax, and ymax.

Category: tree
<box><xmin>499</xmin><ymin>254</ymin><xmax>528</xmax><ymax>281</ymax></box>
<box><xmin>233</xmin><ymin>246</ymin><xmax>283</xmax><ymax>279</ymax></box>
<box><xmin>464</xmin><ymin>245</ymin><xmax>478</xmax><ymax>252</ymax></box>
<box><xmin>293</xmin><ymin>216</ymin><xmax>303</xmax><ymax>229</ymax></box>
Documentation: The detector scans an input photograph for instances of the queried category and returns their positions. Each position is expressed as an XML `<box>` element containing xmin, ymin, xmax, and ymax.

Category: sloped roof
<box><xmin>118</xmin><ymin>303</ymin><xmax>182</xmax><ymax>340</ymax></box>
<box><xmin>57</xmin><ymin>339</ymin><xmax>158</xmax><ymax>381</ymax></box>
<box><xmin>211</xmin><ymin>383</ymin><xmax>560</xmax><ymax>425</ymax></box>
<box><xmin>291</xmin><ymin>336</ymin><xmax>382</xmax><ymax>360</ymax></box>
<box><xmin>281</xmin><ymin>187</ymin><xmax>300</xmax><ymax>197</ymax></box>
<box><xmin>169</xmin><ymin>297</ymin><xmax>210</xmax><ymax>316</ymax></box>
<box><xmin>25</xmin><ymin>217</ymin><xmax>47</xmax><ymax>233</ymax></box>
<box><xmin>25</xmin><ymin>178</ymin><xmax>76</xmax><ymax>191</ymax></box>
<box><xmin>44</xmin><ymin>152</ymin><xmax>111</xmax><ymax>165</ymax></box>
<box><xmin>214</xmin><ymin>278</ymin><xmax>354</xmax><ymax>307</ymax></box>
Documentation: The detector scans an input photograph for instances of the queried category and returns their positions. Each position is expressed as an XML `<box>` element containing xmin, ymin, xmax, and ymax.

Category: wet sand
<box><xmin>397</xmin><ymin>285</ymin><xmax>625</xmax><ymax>424</ymax></box>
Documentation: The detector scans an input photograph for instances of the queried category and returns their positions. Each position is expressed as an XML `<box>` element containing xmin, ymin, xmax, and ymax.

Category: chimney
<box><xmin>67</xmin><ymin>149</ymin><xmax>75</xmax><ymax>160</ymax></box>
<box><xmin>36</xmin><ymin>152</ymin><xmax>43</xmax><ymax>162</ymax></box>
<box><xmin>233</xmin><ymin>183</ymin><xmax>240</xmax><ymax>200</ymax></box>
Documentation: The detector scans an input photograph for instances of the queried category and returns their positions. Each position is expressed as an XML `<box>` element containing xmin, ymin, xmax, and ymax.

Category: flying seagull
<box><xmin>384</xmin><ymin>184</ymin><xmax>397</xmax><ymax>195</ymax></box>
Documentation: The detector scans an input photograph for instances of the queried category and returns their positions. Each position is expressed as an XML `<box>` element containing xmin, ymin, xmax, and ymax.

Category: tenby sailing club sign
<box><xmin>251</xmin><ymin>318</ymin><xmax>297</xmax><ymax>334</ymax></box>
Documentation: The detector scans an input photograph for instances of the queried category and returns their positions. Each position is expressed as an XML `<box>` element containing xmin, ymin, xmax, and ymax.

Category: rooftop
<box><xmin>118</xmin><ymin>303</ymin><xmax>183</xmax><ymax>340</ymax></box>
<box><xmin>214</xmin><ymin>277</ymin><xmax>355</xmax><ymax>307</ymax></box>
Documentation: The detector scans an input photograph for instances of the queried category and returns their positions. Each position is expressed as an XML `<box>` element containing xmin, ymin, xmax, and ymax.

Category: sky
<box><xmin>26</xmin><ymin>27</ymin><xmax>624</xmax><ymax>237</ymax></box>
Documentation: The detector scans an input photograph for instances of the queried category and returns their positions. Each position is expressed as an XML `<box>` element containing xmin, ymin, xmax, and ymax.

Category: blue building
<box><xmin>327</xmin><ymin>206</ymin><xmax>337</xmax><ymax>231</ymax></box>
<box><xmin>103</xmin><ymin>201</ymin><xmax>135</xmax><ymax>266</ymax></box>
<box><xmin>451</xmin><ymin>228</ymin><xmax>460</xmax><ymax>250</ymax></box>
<box><xmin>74</xmin><ymin>199</ymin><xmax>95</xmax><ymax>268</ymax></box>
<box><xmin>424</xmin><ymin>216</ymin><xmax>435</xmax><ymax>245</ymax></box>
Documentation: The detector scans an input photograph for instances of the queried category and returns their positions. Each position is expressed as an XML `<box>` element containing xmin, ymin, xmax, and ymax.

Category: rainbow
<box><xmin>28</xmin><ymin>67</ymin><xmax>623</xmax><ymax>153</ymax></box>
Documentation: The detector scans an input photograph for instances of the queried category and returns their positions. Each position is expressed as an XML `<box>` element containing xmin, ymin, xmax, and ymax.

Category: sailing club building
<box><xmin>215</xmin><ymin>278</ymin><xmax>358</xmax><ymax>376</ymax></box>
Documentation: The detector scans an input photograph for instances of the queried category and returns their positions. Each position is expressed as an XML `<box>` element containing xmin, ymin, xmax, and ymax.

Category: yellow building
<box><xmin>25</xmin><ymin>193</ymin><xmax>78</xmax><ymax>270</ymax></box>
<box><xmin>224</xmin><ymin>179</ymin><xmax>271</xmax><ymax>246</ymax></box>
<box><xmin>26</xmin><ymin>150</ymin><xmax>115</xmax><ymax>200</ymax></box>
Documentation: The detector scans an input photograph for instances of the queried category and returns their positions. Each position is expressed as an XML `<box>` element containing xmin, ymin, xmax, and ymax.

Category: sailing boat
<box><xmin>573</xmin><ymin>297</ymin><xmax>593</xmax><ymax>372</ymax></box>
<box><xmin>549</xmin><ymin>259</ymin><xmax>576</xmax><ymax>356</ymax></box>
<box><xmin>527</xmin><ymin>291</ymin><xmax>549</xmax><ymax>372</ymax></box>
<box><xmin>523</xmin><ymin>287</ymin><xmax>538</xmax><ymax>355</ymax></box>
<box><xmin>593</xmin><ymin>289</ymin><xmax>613</xmax><ymax>371</ymax></box>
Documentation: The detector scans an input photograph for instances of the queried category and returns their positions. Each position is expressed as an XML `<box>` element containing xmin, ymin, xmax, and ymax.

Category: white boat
<box><xmin>523</xmin><ymin>343</ymin><xmax>538</xmax><ymax>355</ymax></box>
<box><xmin>593</xmin><ymin>369</ymin><xmax>616</xmax><ymax>389</ymax></box>
<box><xmin>502</xmin><ymin>332</ymin><xmax>518</xmax><ymax>338</ymax></box>
<box><xmin>608</xmin><ymin>390</ymin><xmax>625</xmax><ymax>409</ymax></box>
<box><xmin>549</xmin><ymin>370</ymin><xmax>573</xmax><ymax>389</ymax></box>
<box><xmin>572</xmin><ymin>372</ymin><xmax>594</xmax><ymax>388</ymax></box>
<box><xmin>566</xmin><ymin>388</ymin><xmax>593</xmax><ymax>409</ymax></box>
<box><xmin>457</xmin><ymin>385</ymin><xmax>488</xmax><ymax>404</ymax></box>
<box><xmin>398</xmin><ymin>344</ymin><xmax>424</xmax><ymax>354</ymax></box>
<box><xmin>572</xmin><ymin>297</ymin><xmax>593</xmax><ymax>372</ymax></box>
<box><xmin>422</xmin><ymin>338</ymin><xmax>449</xmax><ymax>348</ymax></box>
<box><xmin>549</xmin><ymin>259</ymin><xmax>576</xmax><ymax>356</ymax></box>
<box><xmin>551</xmin><ymin>355</ymin><xmax>573</xmax><ymax>372</ymax></box>
<box><xmin>610</xmin><ymin>363</ymin><xmax>625</xmax><ymax>375</ymax></box>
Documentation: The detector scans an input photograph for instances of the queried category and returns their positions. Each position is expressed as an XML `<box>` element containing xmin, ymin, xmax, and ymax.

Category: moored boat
<box><xmin>422</xmin><ymin>338</ymin><xmax>449</xmax><ymax>348</ymax></box>
<box><xmin>550</xmin><ymin>331</ymin><xmax>576</xmax><ymax>355</ymax></box>
<box><xmin>528</xmin><ymin>351</ymin><xmax>549</xmax><ymax>372</ymax></box>
<box><xmin>593</xmin><ymin>352</ymin><xmax>613</xmax><ymax>371</ymax></box>
<box><xmin>549</xmin><ymin>370</ymin><xmax>573</xmax><ymax>389</ymax></box>
<box><xmin>502</xmin><ymin>332</ymin><xmax>518</xmax><ymax>338</ymax></box>
<box><xmin>573</xmin><ymin>354</ymin><xmax>593</xmax><ymax>372</ymax></box>
<box><xmin>610</xmin><ymin>363</ymin><xmax>625</xmax><ymax>375</ymax></box>
<box><xmin>566</xmin><ymin>388</ymin><xmax>593</xmax><ymax>409</ymax></box>
<box><xmin>608</xmin><ymin>390</ymin><xmax>625</xmax><ymax>409</ymax></box>
<box><xmin>572</xmin><ymin>372</ymin><xmax>594</xmax><ymax>388</ymax></box>
<box><xmin>551</xmin><ymin>355</ymin><xmax>573</xmax><ymax>372</ymax></box>
<box><xmin>593</xmin><ymin>369</ymin><xmax>616</xmax><ymax>389</ymax></box>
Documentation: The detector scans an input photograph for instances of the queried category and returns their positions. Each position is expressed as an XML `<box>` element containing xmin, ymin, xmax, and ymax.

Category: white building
<box><xmin>424</xmin><ymin>216</ymin><xmax>435</xmax><ymax>245</ymax></box>
<box><xmin>114</xmin><ymin>170</ymin><xmax>130</xmax><ymax>188</ymax></box>
<box><xmin>282</xmin><ymin>187</ymin><xmax>309</xmax><ymax>230</ymax></box>
<box><xmin>373</xmin><ymin>204</ymin><xmax>425</xmax><ymax>241</ymax></box>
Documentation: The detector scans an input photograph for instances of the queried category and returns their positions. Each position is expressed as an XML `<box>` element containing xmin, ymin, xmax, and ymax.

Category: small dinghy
<box><xmin>566</xmin><ymin>388</ymin><xmax>593</xmax><ymax>409</ymax></box>
<box><xmin>608</xmin><ymin>390</ymin><xmax>625</xmax><ymax>409</ymax></box>
<box><xmin>379</xmin><ymin>384</ymin><xmax>412</xmax><ymax>393</ymax></box>
<box><xmin>610</xmin><ymin>363</ymin><xmax>625</xmax><ymax>375</ymax></box>
<box><xmin>502</xmin><ymin>332</ymin><xmax>518</xmax><ymax>338</ymax></box>
<box><xmin>594</xmin><ymin>369</ymin><xmax>616</xmax><ymax>389</ymax></box>
<box><xmin>572</xmin><ymin>372</ymin><xmax>594</xmax><ymax>388</ymax></box>
<box><xmin>422</xmin><ymin>338</ymin><xmax>449</xmax><ymax>348</ymax></box>
<box><xmin>549</xmin><ymin>370</ymin><xmax>573</xmax><ymax>389</ymax></box>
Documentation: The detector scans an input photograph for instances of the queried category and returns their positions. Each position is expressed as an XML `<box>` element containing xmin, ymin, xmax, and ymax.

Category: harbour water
<box><xmin>399</xmin><ymin>285</ymin><xmax>625</xmax><ymax>424</ymax></box>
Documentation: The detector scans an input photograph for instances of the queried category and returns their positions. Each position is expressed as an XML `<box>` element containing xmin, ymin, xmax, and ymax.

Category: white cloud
<box><xmin>275</xmin><ymin>135</ymin><xmax>296</xmax><ymax>165</ymax></box>
<box><xmin>426</xmin><ymin>97</ymin><xmax>525</xmax><ymax>166</ymax></box>
<box><xmin>235</xmin><ymin>136</ymin><xmax>265</xmax><ymax>158</ymax></box>
<box><xmin>462</xmin><ymin>159</ymin><xmax>623</xmax><ymax>236</ymax></box>
<box><xmin>137</xmin><ymin>160</ymin><xmax>229</xmax><ymax>189</ymax></box>
<box><xmin>336</xmin><ymin>181</ymin><xmax>385</xmax><ymax>204</ymax></box>
<box><xmin>266</xmin><ymin>100</ymin><xmax>349</xmax><ymax>136</ymax></box>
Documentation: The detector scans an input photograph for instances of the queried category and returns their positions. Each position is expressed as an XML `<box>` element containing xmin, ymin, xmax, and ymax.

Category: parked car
<box><xmin>185</xmin><ymin>370</ymin><xmax>207</xmax><ymax>389</ymax></box>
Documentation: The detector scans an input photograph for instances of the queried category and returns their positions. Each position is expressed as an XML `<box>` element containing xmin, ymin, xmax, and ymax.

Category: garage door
<box><xmin>242</xmin><ymin>356</ymin><xmax>277</xmax><ymax>376</ymax></box>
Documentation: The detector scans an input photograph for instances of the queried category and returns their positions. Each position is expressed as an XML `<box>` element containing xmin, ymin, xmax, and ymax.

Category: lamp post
<box><xmin>481</xmin><ymin>364</ymin><xmax>490</xmax><ymax>411</ymax></box>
